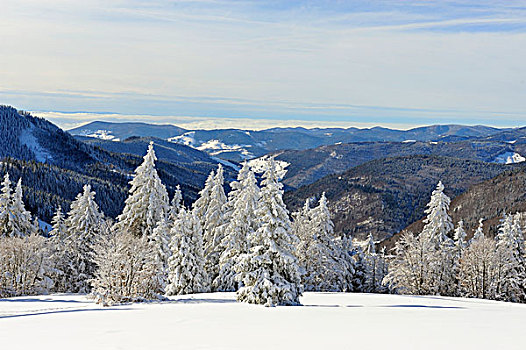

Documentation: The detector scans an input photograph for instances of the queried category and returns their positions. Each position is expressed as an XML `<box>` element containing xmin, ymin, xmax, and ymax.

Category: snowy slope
<box><xmin>1</xmin><ymin>292</ymin><xmax>525</xmax><ymax>350</ymax></box>
<box><xmin>493</xmin><ymin>151</ymin><xmax>526</xmax><ymax>164</ymax></box>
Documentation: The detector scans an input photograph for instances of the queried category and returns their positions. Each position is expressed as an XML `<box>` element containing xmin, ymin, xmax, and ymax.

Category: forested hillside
<box><xmin>276</xmin><ymin>140</ymin><xmax>526</xmax><ymax>189</ymax></box>
<box><xmin>0</xmin><ymin>106</ymin><xmax>232</xmax><ymax>223</ymax></box>
<box><xmin>284</xmin><ymin>155</ymin><xmax>518</xmax><ymax>241</ymax></box>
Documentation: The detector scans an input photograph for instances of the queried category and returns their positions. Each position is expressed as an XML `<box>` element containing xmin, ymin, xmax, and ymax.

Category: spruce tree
<box><xmin>235</xmin><ymin>158</ymin><xmax>302</xmax><ymax>306</ymax></box>
<box><xmin>297</xmin><ymin>193</ymin><xmax>348</xmax><ymax>292</ymax></box>
<box><xmin>63</xmin><ymin>184</ymin><xmax>106</xmax><ymax>292</ymax></box>
<box><xmin>169</xmin><ymin>185</ymin><xmax>183</xmax><ymax>223</ymax></box>
<box><xmin>166</xmin><ymin>208</ymin><xmax>210</xmax><ymax>295</ymax></box>
<box><xmin>214</xmin><ymin>162</ymin><xmax>260</xmax><ymax>292</ymax></box>
<box><xmin>115</xmin><ymin>141</ymin><xmax>169</xmax><ymax>237</ymax></box>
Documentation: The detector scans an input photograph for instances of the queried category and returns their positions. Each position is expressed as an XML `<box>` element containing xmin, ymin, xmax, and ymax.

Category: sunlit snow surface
<box><xmin>493</xmin><ymin>152</ymin><xmax>526</xmax><ymax>164</ymax></box>
<box><xmin>1</xmin><ymin>292</ymin><xmax>525</xmax><ymax>349</ymax></box>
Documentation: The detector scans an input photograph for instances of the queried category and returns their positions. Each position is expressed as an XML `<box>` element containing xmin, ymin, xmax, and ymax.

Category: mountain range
<box><xmin>69</xmin><ymin>121</ymin><xmax>509</xmax><ymax>161</ymax></box>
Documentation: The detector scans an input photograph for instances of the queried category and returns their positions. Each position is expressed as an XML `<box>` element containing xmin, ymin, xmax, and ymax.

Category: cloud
<box><xmin>1</xmin><ymin>1</ymin><xmax>525</xmax><ymax>127</ymax></box>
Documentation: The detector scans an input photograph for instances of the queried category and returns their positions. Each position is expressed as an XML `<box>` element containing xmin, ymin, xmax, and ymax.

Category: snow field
<box><xmin>1</xmin><ymin>292</ymin><xmax>526</xmax><ymax>350</ymax></box>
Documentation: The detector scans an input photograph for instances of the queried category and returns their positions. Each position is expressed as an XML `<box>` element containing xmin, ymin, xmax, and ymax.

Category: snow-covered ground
<box><xmin>1</xmin><ymin>292</ymin><xmax>525</xmax><ymax>349</ymax></box>
<box><xmin>493</xmin><ymin>151</ymin><xmax>526</xmax><ymax>164</ymax></box>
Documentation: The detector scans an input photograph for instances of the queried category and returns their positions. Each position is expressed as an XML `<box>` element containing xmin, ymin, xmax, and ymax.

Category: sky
<box><xmin>1</xmin><ymin>0</ymin><xmax>526</xmax><ymax>130</ymax></box>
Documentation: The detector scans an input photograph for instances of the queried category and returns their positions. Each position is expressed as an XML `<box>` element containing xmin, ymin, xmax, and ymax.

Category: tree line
<box><xmin>1</xmin><ymin>142</ymin><xmax>524</xmax><ymax>306</ymax></box>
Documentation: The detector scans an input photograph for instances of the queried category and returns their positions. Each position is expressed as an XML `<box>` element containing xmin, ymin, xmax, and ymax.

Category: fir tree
<box><xmin>422</xmin><ymin>181</ymin><xmax>453</xmax><ymax>242</ymax></box>
<box><xmin>169</xmin><ymin>185</ymin><xmax>183</xmax><ymax>223</ymax></box>
<box><xmin>297</xmin><ymin>193</ymin><xmax>348</xmax><ymax>292</ymax></box>
<box><xmin>166</xmin><ymin>208</ymin><xmax>210</xmax><ymax>295</ymax></box>
<box><xmin>63</xmin><ymin>184</ymin><xmax>106</xmax><ymax>292</ymax></box>
<box><xmin>214</xmin><ymin>162</ymin><xmax>260</xmax><ymax>292</ymax></box>
<box><xmin>115</xmin><ymin>142</ymin><xmax>169</xmax><ymax>237</ymax></box>
<box><xmin>235</xmin><ymin>158</ymin><xmax>302</xmax><ymax>306</ymax></box>
<box><xmin>495</xmin><ymin>214</ymin><xmax>526</xmax><ymax>302</ymax></box>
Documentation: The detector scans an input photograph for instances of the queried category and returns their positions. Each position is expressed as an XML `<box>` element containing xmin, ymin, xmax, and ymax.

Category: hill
<box><xmin>381</xmin><ymin>167</ymin><xmax>526</xmax><ymax>251</ymax></box>
<box><xmin>284</xmin><ymin>155</ymin><xmax>516</xmax><ymax>241</ymax></box>
<box><xmin>0</xmin><ymin>106</ymin><xmax>231</xmax><ymax>223</ymax></box>
<box><xmin>275</xmin><ymin>140</ymin><xmax>526</xmax><ymax>189</ymax></box>
<box><xmin>69</xmin><ymin>121</ymin><xmax>508</xmax><ymax>161</ymax></box>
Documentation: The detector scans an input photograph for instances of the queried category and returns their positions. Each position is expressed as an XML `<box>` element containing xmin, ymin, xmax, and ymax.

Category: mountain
<box><xmin>0</xmin><ymin>106</ymin><xmax>232</xmax><ymax>223</ymax></box>
<box><xmin>274</xmin><ymin>140</ymin><xmax>526</xmax><ymax>189</ymax></box>
<box><xmin>284</xmin><ymin>155</ymin><xmax>518</xmax><ymax>241</ymax></box>
<box><xmin>381</xmin><ymin>166</ymin><xmax>526</xmax><ymax>251</ymax></box>
<box><xmin>69</xmin><ymin>121</ymin><xmax>508</xmax><ymax>161</ymax></box>
<box><xmin>68</xmin><ymin>121</ymin><xmax>186</xmax><ymax>141</ymax></box>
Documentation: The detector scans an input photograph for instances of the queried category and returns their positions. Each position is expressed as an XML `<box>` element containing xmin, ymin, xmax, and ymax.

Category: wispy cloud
<box><xmin>0</xmin><ymin>1</ymin><xmax>525</xmax><ymax>127</ymax></box>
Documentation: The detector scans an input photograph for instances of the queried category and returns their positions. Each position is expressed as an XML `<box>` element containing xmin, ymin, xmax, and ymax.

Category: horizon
<box><xmin>2</xmin><ymin>1</ymin><xmax>526</xmax><ymax>128</ymax></box>
<box><xmin>32</xmin><ymin>110</ymin><xmax>525</xmax><ymax>132</ymax></box>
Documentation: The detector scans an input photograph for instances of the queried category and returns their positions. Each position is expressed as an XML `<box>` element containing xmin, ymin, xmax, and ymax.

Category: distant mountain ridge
<box><xmin>0</xmin><ymin>106</ymin><xmax>233</xmax><ymax>223</ymax></box>
<box><xmin>68</xmin><ymin>121</ymin><xmax>510</xmax><ymax>161</ymax></box>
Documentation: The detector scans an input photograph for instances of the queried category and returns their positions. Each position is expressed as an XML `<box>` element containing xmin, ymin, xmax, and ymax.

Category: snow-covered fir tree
<box><xmin>166</xmin><ymin>208</ymin><xmax>210</xmax><ymax>295</ymax></box>
<box><xmin>213</xmin><ymin>162</ymin><xmax>260</xmax><ymax>292</ymax></box>
<box><xmin>63</xmin><ymin>184</ymin><xmax>106</xmax><ymax>292</ymax></box>
<box><xmin>363</xmin><ymin>233</ymin><xmax>388</xmax><ymax>293</ymax></box>
<box><xmin>471</xmin><ymin>219</ymin><xmax>485</xmax><ymax>243</ymax></box>
<box><xmin>150</xmin><ymin>216</ymin><xmax>171</xmax><ymax>289</ymax></box>
<box><xmin>334</xmin><ymin>235</ymin><xmax>357</xmax><ymax>292</ymax></box>
<box><xmin>235</xmin><ymin>158</ymin><xmax>302</xmax><ymax>306</ymax></box>
<box><xmin>91</xmin><ymin>229</ymin><xmax>165</xmax><ymax>306</ymax></box>
<box><xmin>115</xmin><ymin>142</ymin><xmax>169</xmax><ymax>238</ymax></box>
<box><xmin>453</xmin><ymin>220</ymin><xmax>467</xmax><ymax>251</ymax></box>
<box><xmin>296</xmin><ymin>193</ymin><xmax>348</xmax><ymax>292</ymax></box>
<box><xmin>48</xmin><ymin>205</ymin><xmax>69</xmax><ymax>291</ymax></box>
<box><xmin>199</xmin><ymin>164</ymin><xmax>228</xmax><ymax>284</ymax></box>
<box><xmin>0</xmin><ymin>173</ymin><xmax>33</xmax><ymax>238</ymax></box>
<box><xmin>494</xmin><ymin>214</ymin><xmax>526</xmax><ymax>302</ymax></box>
<box><xmin>11</xmin><ymin>179</ymin><xmax>33</xmax><ymax>236</ymax></box>
<box><xmin>169</xmin><ymin>185</ymin><xmax>183</xmax><ymax>223</ymax></box>
<box><xmin>422</xmin><ymin>181</ymin><xmax>453</xmax><ymax>242</ymax></box>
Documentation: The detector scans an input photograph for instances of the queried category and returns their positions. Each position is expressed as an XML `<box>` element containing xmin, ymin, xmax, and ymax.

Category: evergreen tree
<box><xmin>11</xmin><ymin>179</ymin><xmax>33</xmax><ymax>236</ymax></box>
<box><xmin>63</xmin><ymin>184</ymin><xmax>106</xmax><ymax>292</ymax></box>
<box><xmin>166</xmin><ymin>208</ymin><xmax>210</xmax><ymax>295</ymax></box>
<box><xmin>235</xmin><ymin>158</ymin><xmax>302</xmax><ymax>306</ymax></box>
<box><xmin>115</xmin><ymin>142</ymin><xmax>169</xmax><ymax>237</ymax></box>
<box><xmin>297</xmin><ymin>193</ymin><xmax>348</xmax><ymax>292</ymax></box>
<box><xmin>214</xmin><ymin>162</ymin><xmax>260</xmax><ymax>292</ymax></box>
<box><xmin>49</xmin><ymin>206</ymin><xmax>67</xmax><ymax>240</ymax></box>
<box><xmin>169</xmin><ymin>185</ymin><xmax>183</xmax><ymax>223</ymax></box>
<box><xmin>0</xmin><ymin>173</ymin><xmax>26</xmax><ymax>238</ymax></box>
<box><xmin>422</xmin><ymin>181</ymin><xmax>453</xmax><ymax>242</ymax></box>
<box><xmin>150</xmin><ymin>217</ymin><xmax>171</xmax><ymax>289</ymax></box>
<box><xmin>48</xmin><ymin>205</ymin><xmax>68</xmax><ymax>292</ymax></box>
<box><xmin>495</xmin><ymin>214</ymin><xmax>526</xmax><ymax>302</ymax></box>
<box><xmin>203</xmin><ymin>165</ymin><xmax>228</xmax><ymax>283</ymax></box>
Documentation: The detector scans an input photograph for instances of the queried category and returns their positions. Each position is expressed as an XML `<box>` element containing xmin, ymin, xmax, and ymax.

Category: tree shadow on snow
<box><xmin>166</xmin><ymin>297</ymin><xmax>237</xmax><ymax>304</ymax></box>
<box><xmin>302</xmin><ymin>304</ymin><xmax>364</xmax><ymax>308</ymax></box>
<box><xmin>0</xmin><ymin>297</ymin><xmax>86</xmax><ymax>304</ymax></box>
<box><xmin>0</xmin><ymin>307</ymin><xmax>133</xmax><ymax>319</ymax></box>
<box><xmin>380</xmin><ymin>304</ymin><xmax>465</xmax><ymax>309</ymax></box>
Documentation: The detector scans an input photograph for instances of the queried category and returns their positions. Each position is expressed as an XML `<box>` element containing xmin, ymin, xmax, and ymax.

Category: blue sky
<box><xmin>1</xmin><ymin>0</ymin><xmax>525</xmax><ymax>129</ymax></box>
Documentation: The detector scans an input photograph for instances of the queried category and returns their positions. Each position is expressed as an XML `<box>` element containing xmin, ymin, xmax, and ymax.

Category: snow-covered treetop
<box><xmin>423</xmin><ymin>181</ymin><xmax>453</xmax><ymax>242</ymax></box>
<box><xmin>115</xmin><ymin>141</ymin><xmax>169</xmax><ymax>237</ymax></box>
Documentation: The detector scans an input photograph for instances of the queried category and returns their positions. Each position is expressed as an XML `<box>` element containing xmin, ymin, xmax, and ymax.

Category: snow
<box><xmin>19</xmin><ymin>126</ymin><xmax>53</xmax><ymax>162</ymax></box>
<box><xmin>402</xmin><ymin>139</ymin><xmax>417</xmax><ymax>143</ymax></box>
<box><xmin>77</xmin><ymin>129</ymin><xmax>119</xmax><ymax>141</ymax></box>
<box><xmin>196</xmin><ymin>140</ymin><xmax>253</xmax><ymax>158</ymax></box>
<box><xmin>493</xmin><ymin>152</ymin><xmax>526</xmax><ymax>164</ymax></box>
<box><xmin>1</xmin><ymin>292</ymin><xmax>525</xmax><ymax>349</ymax></box>
<box><xmin>211</xmin><ymin>156</ymin><xmax>240</xmax><ymax>171</ymax></box>
<box><xmin>168</xmin><ymin>131</ymin><xmax>196</xmax><ymax>147</ymax></box>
